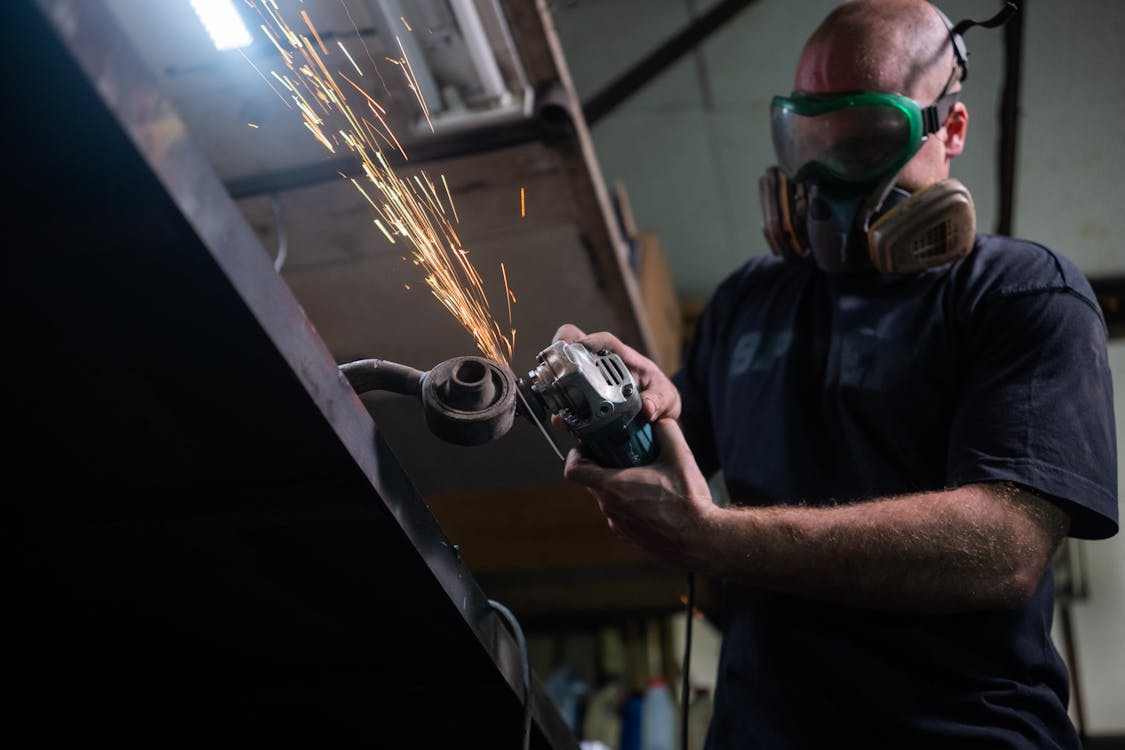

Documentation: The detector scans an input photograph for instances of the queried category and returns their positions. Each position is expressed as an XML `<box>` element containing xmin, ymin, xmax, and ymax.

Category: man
<box><xmin>556</xmin><ymin>1</ymin><xmax>1118</xmax><ymax>747</ymax></box>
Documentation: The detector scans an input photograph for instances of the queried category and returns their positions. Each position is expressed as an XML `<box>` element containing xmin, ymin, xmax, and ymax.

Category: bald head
<box><xmin>796</xmin><ymin>0</ymin><xmax>958</xmax><ymax>102</ymax></box>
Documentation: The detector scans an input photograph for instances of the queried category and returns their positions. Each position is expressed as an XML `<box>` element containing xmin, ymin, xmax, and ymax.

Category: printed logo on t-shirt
<box><xmin>837</xmin><ymin>328</ymin><xmax>912</xmax><ymax>392</ymax></box>
<box><xmin>730</xmin><ymin>330</ymin><xmax>793</xmax><ymax>376</ymax></box>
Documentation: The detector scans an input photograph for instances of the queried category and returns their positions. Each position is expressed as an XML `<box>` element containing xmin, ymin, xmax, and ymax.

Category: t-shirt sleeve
<box><xmin>946</xmin><ymin>288</ymin><xmax>1118</xmax><ymax>539</ymax></box>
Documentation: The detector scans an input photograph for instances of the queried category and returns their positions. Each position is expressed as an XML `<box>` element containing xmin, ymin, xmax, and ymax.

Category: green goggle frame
<box><xmin>770</xmin><ymin>90</ymin><xmax>958</xmax><ymax>186</ymax></box>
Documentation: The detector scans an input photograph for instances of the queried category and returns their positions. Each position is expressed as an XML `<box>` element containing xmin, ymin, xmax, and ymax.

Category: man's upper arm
<box><xmin>947</xmin><ymin>285</ymin><xmax>1118</xmax><ymax>540</ymax></box>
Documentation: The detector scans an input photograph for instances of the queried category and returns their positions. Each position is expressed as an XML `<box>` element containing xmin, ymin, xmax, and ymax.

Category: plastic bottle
<box><xmin>639</xmin><ymin>677</ymin><xmax>676</xmax><ymax>750</ymax></box>
<box><xmin>620</xmin><ymin>690</ymin><xmax>644</xmax><ymax>750</ymax></box>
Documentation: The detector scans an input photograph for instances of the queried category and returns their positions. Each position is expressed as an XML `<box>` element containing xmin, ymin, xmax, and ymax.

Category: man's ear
<box><xmin>943</xmin><ymin>101</ymin><xmax>968</xmax><ymax>158</ymax></box>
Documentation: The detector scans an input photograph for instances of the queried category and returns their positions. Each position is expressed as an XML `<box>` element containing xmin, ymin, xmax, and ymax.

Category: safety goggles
<box><xmin>770</xmin><ymin>90</ymin><xmax>959</xmax><ymax>186</ymax></box>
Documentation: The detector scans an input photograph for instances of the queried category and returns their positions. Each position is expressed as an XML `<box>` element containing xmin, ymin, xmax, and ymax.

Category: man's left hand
<box><xmin>563</xmin><ymin>417</ymin><xmax>717</xmax><ymax>570</ymax></box>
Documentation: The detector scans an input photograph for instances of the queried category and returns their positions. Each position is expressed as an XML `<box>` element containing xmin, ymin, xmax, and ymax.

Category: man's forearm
<box><xmin>691</xmin><ymin>483</ymin><xmax>1068</xmax><ymax>613</ymax></box>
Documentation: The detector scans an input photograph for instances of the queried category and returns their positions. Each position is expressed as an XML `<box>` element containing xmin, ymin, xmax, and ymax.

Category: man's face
<box><xmin>895</xmin><ymin>130</ymin><xmax>947</xmax><ymax>192</ymax></box>
<box><xmin>793</xmin><ymin>37</ymin><xmax>955</xmax><ymax>192</ymax></box>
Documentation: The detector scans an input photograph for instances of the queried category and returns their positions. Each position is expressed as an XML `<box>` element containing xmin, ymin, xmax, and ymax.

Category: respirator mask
<box><xmin>759</xmin><ymin>89</ymin><xmax>975</xmax><ymax>274</ymax></box>
<box><xmin>757</xmin><ymin>2</ymin><xmax>1021</xmax><ymax>274</ymax></box>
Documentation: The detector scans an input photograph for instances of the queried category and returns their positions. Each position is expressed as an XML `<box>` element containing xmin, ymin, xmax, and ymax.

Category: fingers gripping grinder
<box><xmin>339</xmin><ymin>341</ymin><xmax>658</xmax><ymax>468</ymax></box>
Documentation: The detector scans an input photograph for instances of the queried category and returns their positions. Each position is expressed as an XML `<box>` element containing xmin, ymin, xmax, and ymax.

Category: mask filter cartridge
<box><xmin>866</xmin><ymin>178</ymin><xmax>976</xmax><ymax>273</ymax></box>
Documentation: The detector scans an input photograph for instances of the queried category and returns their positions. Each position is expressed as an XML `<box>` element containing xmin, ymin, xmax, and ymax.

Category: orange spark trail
<box><xmin>338</xmin><ymin>0</ymin><xmax>389</xmax><ymax>96</ymax></box>
<box><xmin>239</xmin><ymin>48</ymin><xmax>291</xmax><ymax>108</ymax></box>
<box><xmin>300</xmin><ymin>10</ymin><xmax>329</xmax><ymax>55</ymax></box>
<box><xmin>396</xmin><ymin>36</ymin><xmax>434</xmax><ymax>133</ymax></box>
<box><xmin>337</xmin><ymin>40</ymin><xmax>363</xmax><ymax>76</ymax></box>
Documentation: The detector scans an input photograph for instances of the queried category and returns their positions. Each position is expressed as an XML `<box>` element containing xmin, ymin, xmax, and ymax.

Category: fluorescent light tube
<box><xmin>190</xmin><ymin>0</ymin><xmax>253</xmax><ymax>51</ymax></box>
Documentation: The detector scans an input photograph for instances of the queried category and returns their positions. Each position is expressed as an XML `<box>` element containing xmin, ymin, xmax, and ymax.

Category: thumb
<box><xmin>553</xmin><ymin>323</ymin><xmax>586</xmax><ymax>344</ymax></box>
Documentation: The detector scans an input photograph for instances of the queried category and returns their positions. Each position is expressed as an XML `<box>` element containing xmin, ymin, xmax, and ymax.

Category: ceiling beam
<box><xmin>581</xmin><ymin>0</ymin><xmax>760</xmax><ymax>126</ymax></box>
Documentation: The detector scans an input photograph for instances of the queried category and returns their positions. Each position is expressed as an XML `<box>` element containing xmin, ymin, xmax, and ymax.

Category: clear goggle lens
<box><xmin>770</xmin><ymin>91</ymin><xmax>946</xmax><ymax>186</ymax></box>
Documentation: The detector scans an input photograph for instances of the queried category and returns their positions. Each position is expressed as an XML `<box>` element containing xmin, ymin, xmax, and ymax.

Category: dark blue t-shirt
<box><xmin>673</xmin><ymin>235</ymin><xmax>1118</xmax><ymax>749</ymax></box>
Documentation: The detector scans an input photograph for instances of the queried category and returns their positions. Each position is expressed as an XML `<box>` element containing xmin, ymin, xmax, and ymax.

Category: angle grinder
<box><xmin>339</xmin><ymin>340</ymin><xmax>658</xmax><ymax>468</ymax></box>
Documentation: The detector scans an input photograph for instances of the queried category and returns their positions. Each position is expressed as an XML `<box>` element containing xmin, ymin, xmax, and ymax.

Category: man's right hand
<box><xmin>552</xmin><ymin>323</ymin><xmax>681</xmax><ymax>423</ymax></box>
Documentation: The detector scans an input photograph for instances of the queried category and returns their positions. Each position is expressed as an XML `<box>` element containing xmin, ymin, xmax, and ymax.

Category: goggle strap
<box><xmin>922</xmin><ymin>91</ymin><xmax>959</xmax><ymax>135</ymax></box>
<box><xmin>952</xmin><ymin>2</ymin><xmax>1019</xmax><ymax>35</ymax></box>
<box><xmin>940</xmin><ymin>1</ymin><xmax>1021</xmax><ymax>82</ymax></box>
<box><xmin>922</xmin><ymin>106</ymin><xmax>940</xmax><ymax>135</ymax></box>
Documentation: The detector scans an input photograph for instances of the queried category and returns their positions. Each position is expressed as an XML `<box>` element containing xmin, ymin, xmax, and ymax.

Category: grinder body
<box><xmin>518</xmin><ymin>341</ymin><xmax>658</xmax><ymax>468</ymax></box>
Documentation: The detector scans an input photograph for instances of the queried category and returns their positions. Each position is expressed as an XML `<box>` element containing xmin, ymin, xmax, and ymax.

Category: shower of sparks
<box><xmin>239</xmin><ymin>0</ymin><xmax>515</xmax><ymax>365</ymax></box>
<box><xmin>401</xmin><ymin>16</ymin><xmax>412</xmax><ymax>31</ymax></box>
<box><xmin>395</xmin><ymin>36</ymin><xmax>435</xmax><ymax>134</ymax></box>
<box><xmin>520</xmin><ymin>187</ymin><xmax>525</xmax><ymax>218</ymax></box>
<box><xmin>337</xmin><ymin>40</ymin><xmax>363</xmax><ymax>76</ymax></box>
<box><xmin>374</xmin><ymin>218</ymin><xmax>395</xmax><ymax>243</ymax></box>
<box><xmin>260</xmin><ymin>23</ymin><xmax>291</xmax><ymax>62</ymax></box>
<box><xmin>441</xmin><ymin>175</ymin><xmax>458</xmax><ymax>223</ymax></box>
<box><xmin>300</xmin><ymin>10</ymin><xmax>329</xmax><ymax>55</ymax></box>
<box><xmin>247</xmin><ymin>122</ymin><xmax>260</xmax><ymax>128</ymax></box>
<box><xmin>501</xmin><ymin>261</ymin><xmax>515</xmax><ymax>353</ymax></box>
<box><xmin>338</xmin><ymin>0</ymin><xmax>389</xmax><ymax>95</ymax></box>
<box><xmin>239</xmin><ymin>48</ymin><xmax>291</xmax><ymax>107</ymax></box>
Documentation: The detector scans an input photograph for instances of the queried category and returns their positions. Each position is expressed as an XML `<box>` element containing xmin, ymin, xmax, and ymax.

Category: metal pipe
<box><xmin>338</xmin><ymin>358</ymin><xmax>424</xmax><ymax>397</ymax></box>
<box><xmin>449</xmin><ymin>0</ymin><xmax>510</xmax><ymax>108</ymax></box>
